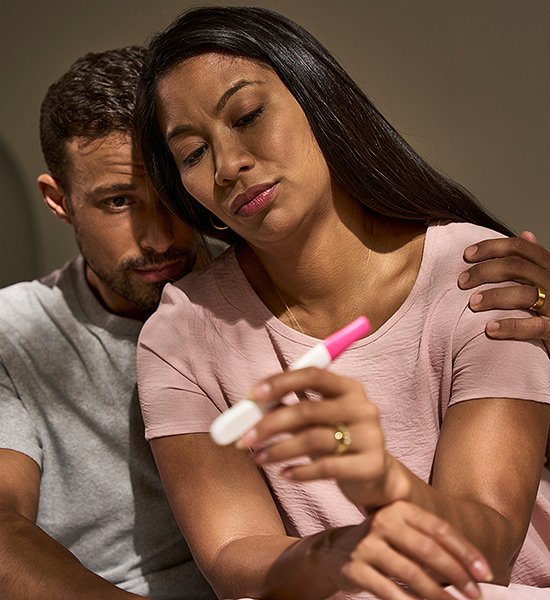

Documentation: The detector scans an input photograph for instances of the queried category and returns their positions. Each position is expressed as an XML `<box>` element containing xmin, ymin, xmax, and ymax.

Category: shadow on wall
<box><xmin>0</xmin><ymin>136</ymin><xmax>40</xmax><ymax>288</ymax></box>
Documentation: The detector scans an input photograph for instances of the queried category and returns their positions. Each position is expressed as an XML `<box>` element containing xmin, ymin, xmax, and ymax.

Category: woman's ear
<box><xmin>37</xmin><ymin>173</ymin><xmax>72</xmax><ymax>224</ymax></box>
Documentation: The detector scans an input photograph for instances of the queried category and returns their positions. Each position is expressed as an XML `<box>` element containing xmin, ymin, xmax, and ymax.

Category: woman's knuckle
<box><xmin>434</xmin><ymin>520</ymin><xmax>451</xmax><ymax>538</ymax></box>
<box><xmin>370</xmin><ymin>509</ymin><xmax>391</xmax><ymax>534</ymax></box>
<box><xmin>317</xmin><ymin>457</ymin><xmax>337</xmax><ymax>478</ymax></box>
<box><xmin>296</xmin><ymin>400</ymin><xmax>317</xmax><ymax>421</ymax></box>
<box><xmin>416</xmin><ymin>537</ymin><xmax>437</xmax><ymax>558</ymax></box>
<box><xmin>400</xmin><ymin>561</ymin><xmax>422</xmax><ymax>583</ymax></box>
<box><xmin>302</xmin><ymin>428</ymin><xmax>324</xmax><ymax>449</ymax></box>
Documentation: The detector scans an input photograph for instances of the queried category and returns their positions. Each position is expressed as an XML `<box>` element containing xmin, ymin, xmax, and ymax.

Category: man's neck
<box><xmin>84</xmin><ymin>265</ymin><xmax>151</xmax><ymax>321</ymax></box>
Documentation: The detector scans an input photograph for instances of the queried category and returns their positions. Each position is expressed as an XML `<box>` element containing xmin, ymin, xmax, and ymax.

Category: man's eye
<box><xmin>235</xmin><ymin>107</ymin><xmax>263</xmax><ymax>128</ymax></box>
<box><xmin>103</xmin><ymin>196</ymin><xmax>131</xmax><ymax>211</ymax></box>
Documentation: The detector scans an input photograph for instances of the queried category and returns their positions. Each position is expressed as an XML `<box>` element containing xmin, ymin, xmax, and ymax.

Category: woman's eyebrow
<box><xmin>166</xmin><ymin>79</ymin><xmax>265</xmax><ymax>142</ymax></box>
<box><xmin>215</xmin><ymin>79</ymin><xmax>264</xmax><ymax>114</ymax></box>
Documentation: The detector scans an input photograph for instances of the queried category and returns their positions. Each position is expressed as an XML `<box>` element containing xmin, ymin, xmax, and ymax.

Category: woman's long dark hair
<box><xmin>136</xmin><ymin>5</ymin><xmax>513</xmax><ymax>241</ymax></box>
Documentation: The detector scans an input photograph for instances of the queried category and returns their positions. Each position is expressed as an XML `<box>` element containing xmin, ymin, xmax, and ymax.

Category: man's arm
<box><xmin>459</xmin><ymin>231</ymin><xmax>550</xmax><ymax>352</ymax></box>
<box><xmin>0</xmin><ymin>449</ymin><xmax>147</xmax><ymax>600</ymax></box>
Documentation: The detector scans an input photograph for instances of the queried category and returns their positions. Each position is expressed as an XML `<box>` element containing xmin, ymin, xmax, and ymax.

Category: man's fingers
<box><xmin>485</xmin><ymin>315</ymin><xmax>550</xmax><ymax>343</ymax></box>
<box><xmin>468</xmin><ymin>284</ymin><xmax>540</xmax><ymax>313</ymax></box>
<box><xmin>459</xmin><ymin>256</ymin><xmax>548</xmax><ymax>289</ymax></box>
<box><xmin>463</xmin><ymin>235</ymin><xmax>549</xmax><ymax>266</ymax></box>
<box><xmin>519</xmin><ymin>230</ymin><xmax>538</xmax><ymax>244</ymax></box>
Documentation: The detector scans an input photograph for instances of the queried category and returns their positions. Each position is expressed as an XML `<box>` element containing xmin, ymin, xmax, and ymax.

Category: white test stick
<box><xmin>210</xmin><ymin>316</ymin><xmax>371</xmax><ymax>445</ymax></box>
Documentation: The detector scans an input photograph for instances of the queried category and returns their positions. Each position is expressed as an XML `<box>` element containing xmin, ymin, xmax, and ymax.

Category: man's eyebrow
<box><xmin>91</xmin><ymin>182</ymin><xmax>137</xmax><ymax>196</ymax></box>
<box><xmin>166</xmin><ymin>79</ymin><xmax>264</xmax><ymax>142</ymax></box>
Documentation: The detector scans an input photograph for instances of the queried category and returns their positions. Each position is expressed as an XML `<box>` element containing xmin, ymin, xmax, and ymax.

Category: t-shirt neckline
<box><xmin>222</xmin><ymin>223</ymin><xmax>439</xmax><ymax>347</ymax></box>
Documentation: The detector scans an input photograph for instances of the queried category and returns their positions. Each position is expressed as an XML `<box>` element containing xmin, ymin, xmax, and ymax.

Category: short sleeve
<box><xmin>0</xmin><ymin>360</ymin><xmax>43</xmax><ymax>466</ymax></box>
<box><xmin>137</xmin><ymin>286</ymin><xmax>223</xmax><ymax>441</ymax></box>
<box><xmin>450</xmin><ymin>306</ymin><xmax>550</xmax><ymax>407</ymax></box>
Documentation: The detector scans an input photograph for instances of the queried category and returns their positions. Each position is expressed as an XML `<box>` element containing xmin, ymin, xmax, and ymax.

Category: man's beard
<box><xmin>83</xmin><ymin>247</ymin><xmax>196</xmax><ymax>312</ymax></box>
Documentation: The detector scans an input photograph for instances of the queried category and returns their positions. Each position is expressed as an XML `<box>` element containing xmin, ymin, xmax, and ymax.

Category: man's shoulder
<box><xmin>0</xmin><ymin>258</ymin><xmax>80</xmax><ymax>331</ymax></box>
<box><xmin>0</xmin><ymin>278</ymin><xmax>46</xmax><ymax>315</ymax></box>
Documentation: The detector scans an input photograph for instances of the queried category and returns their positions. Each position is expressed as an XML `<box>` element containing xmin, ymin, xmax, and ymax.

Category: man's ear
<box><xmin>37</xmin><ymin>173</ymin><xmax>72</xmax><ymax>224</ymax></box>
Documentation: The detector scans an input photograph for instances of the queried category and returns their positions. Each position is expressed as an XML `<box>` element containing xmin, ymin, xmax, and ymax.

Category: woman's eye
<box><xmin>235</xmin><ymin>107</ymin><xmax>263</xmax><ymax>128</ymax></box>
<box><xmin>183</xmin><ymin>145</ymin><xmax>207</xmax><ymax>168</ymax></box>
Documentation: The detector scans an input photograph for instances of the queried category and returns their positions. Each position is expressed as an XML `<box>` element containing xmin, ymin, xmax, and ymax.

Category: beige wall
<box><xmin>1</xmin><ymin>0</ymin><xmax>548</xmax><ymax>285</ymax></box>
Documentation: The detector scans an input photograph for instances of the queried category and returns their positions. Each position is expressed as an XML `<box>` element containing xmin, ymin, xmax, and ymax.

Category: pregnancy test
<box><xmin>210</xmin><ymin>316</ymin><xmax>371</xmax><ymax>445</ymax></box>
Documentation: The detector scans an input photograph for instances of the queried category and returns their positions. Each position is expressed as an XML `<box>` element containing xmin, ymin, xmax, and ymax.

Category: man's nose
<box><xmin>139</xmin><ymin>202</ymin><xmax>176</xmax><ymax>254</ymax></box>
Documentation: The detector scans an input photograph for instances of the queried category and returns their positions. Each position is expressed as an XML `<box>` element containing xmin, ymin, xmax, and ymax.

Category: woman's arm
<box><xmin>241</xmin><ymin>368</ymin><xmax>549</xmax><ymax>584</ymax></box>
<box><xmin>150</xmin><ymin>432</ymin><xmax>489</xmax><ymax>600</ymax></box>
<box><xmin>459</xmin><ymin>231</ymin><xmax>550</xmax><ymax>351</ymax></box>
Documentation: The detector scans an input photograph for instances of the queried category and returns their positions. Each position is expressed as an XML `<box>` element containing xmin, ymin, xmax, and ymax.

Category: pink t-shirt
<box><xmin>138</xmin><ymin>222</ymin><xmax>550</xmax><ymax>591</ymax></box>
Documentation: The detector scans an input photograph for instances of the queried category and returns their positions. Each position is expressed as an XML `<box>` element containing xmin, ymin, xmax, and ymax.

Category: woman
<box><xmin>135</xmin><ymin>6</ymin><xmax>550</xmax><ymax>600</ymax></box>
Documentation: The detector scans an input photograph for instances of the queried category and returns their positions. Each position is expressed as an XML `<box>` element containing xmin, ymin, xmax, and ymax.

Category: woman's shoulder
<box><xmin>412</xmin><ymin>222</ymin><xmax>506</xmax><ymax>339</ymax></box>
<box><xmin>139</xmin><ymin>245</ymin><xmax>245</xmax><ymax>348</ymax></box>
<box><xmin>429</xmin><ymin>221</ymin><xmax>507</xmax><ymax>254</ymax></box>
<box><xmin>425</xmin><ymin>222</ymin><xmax>507</xmax><ymax>279</ymax></box>
<box><xmin>179</xmin><ymin>244</ymin><xmax>236</xmax><ymax>290</ymax></box>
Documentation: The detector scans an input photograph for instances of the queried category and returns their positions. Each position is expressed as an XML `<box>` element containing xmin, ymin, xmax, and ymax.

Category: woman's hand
<box><xmin>337</xmin><ymin>502</ymin><xmax>492</xmax><ymax>600</ymax></box>
<box><xmin>238</xmin><ymin>367</ymin><xmax>410</xmax><ymax>510</ymax></box>
<box><xmin>235</xmin><ymin>368</ymin><xmax>496</xmax><ymax>599</ymax></box>
<box><xmin>459</xmin><ymin>231</ymin><xmax>550</xmax><ymax>352</ymax></box>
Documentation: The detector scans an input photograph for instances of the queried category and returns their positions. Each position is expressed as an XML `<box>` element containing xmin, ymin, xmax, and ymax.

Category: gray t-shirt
<box><xmin>0</xmin><ymin>257</ymin><xmax>215</xmax><ymax>599</ymax></box>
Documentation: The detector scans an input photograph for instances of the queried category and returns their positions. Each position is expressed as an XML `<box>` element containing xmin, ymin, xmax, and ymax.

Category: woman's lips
<box><xmin>231</xmin><ymin>183</ymin><xmax>278</xmax><ymax>217</ymax></box>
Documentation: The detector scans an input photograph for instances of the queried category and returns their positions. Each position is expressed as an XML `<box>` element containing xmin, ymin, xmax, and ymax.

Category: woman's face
<box><xmin>156</xmin><ymin>52</ymin><xmax>333</xmax><ymax>245</ymax></box>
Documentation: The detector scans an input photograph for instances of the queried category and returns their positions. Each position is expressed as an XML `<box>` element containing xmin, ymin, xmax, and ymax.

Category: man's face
<box><xmin>63</xmin><ymin>132</ymin><xmax>199</xmax><ymax>318</ymax></box>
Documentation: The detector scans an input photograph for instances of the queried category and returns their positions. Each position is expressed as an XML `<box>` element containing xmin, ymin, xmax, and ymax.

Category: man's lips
<box><xmin>134</xmin><ymin>260</ymin><xmax>188</xmax><ymax>283</ymax></box>
<box><xmin>230</xmin><ymin>183</ymin><xmax>278</xmax><ymax>216</ymax></box>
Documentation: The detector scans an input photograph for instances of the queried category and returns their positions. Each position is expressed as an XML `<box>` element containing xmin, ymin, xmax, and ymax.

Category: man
<box><xmin>0</xmin><ymin>47</ymin><xmax>216</xmax><ymax>599</ymax></box>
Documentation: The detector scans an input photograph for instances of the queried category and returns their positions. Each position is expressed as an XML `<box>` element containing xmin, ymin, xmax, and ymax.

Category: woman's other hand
<box><xmin>337</xmin><ymin>502</ymin><xmax>492</xmax><ymax>600</ymax></box>
<box><xmin>459</xmin><ymin>231</ymin><xmax>550</xmax><ymax>352</ymax></box>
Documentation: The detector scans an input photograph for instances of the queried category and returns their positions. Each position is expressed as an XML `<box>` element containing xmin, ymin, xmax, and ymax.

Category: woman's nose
<box><xmin>213</xmin><ymin>137</ymin><xmax>255</xmax><ymax>187</ymax></box>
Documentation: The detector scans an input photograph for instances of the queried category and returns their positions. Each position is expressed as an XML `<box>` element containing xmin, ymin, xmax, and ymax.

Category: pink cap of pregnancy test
<box><xmin>323</xmin><ymin>316</ymin><xmax>370</xmax><ymax>359</ymax></box>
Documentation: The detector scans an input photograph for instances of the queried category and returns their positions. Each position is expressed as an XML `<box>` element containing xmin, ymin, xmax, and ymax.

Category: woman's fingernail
<box><xmin>281</xmin><ymin>467</ymin><xmax>294</xmax><ymax>479</ymax></box>
<box><xmin>463</xmin><ymin>580</ymin><xmax>481</xmax><ymax>599</ymax></box>
<box><xmin>249</xmin><ymin>382</ymin><xmax>271</xmax><ymax>400</ymax></box>
<box><xmin>464</xmin><ymin>245</ymin><xmax>478</xmax><ymax>259</ymax></box>
<box><xmin>470</xmin><ymin>558</ymin><xmax>493</xmax><ymax>582</ymax></box>
<box><xmin>486</xmin><ymin>321</ymin><xmax>501</xmax><ymax>334</ymax></box>
<box><xmin>254</xmin><ymin>451</ymin><xmax>267</xmax><ymax>464</ymax></box>
<box><xmin>236</xmin><ymin>428</ymin><xmax>258</xmax><ymax>449</ymax></box>
<box><xmin>470</xmin><ymin>293</ymin><xmax>483</xmax><ymax>307</ymax></box>
<box><xmin>459</xmin><ymin>271</ymin><xmax>470</xmax><ymax>287</ymax></box>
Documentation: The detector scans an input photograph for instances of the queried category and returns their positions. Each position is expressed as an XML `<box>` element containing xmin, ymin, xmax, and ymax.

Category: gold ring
<box><xmin>334</xmin><ymin>423</ymin><xmax>352</xmax><ymax>455</ymax></box>
<box><xmin>529</xmin><ymin>286</ymin><xmax>546</xmax><ymax>312</ymax></box>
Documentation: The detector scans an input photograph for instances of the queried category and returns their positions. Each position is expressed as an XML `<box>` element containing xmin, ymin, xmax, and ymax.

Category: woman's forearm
<box><xmin>211</xmin><ymin>530</ymin><xmax>352</xmax><ymax>600</ymax></box>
